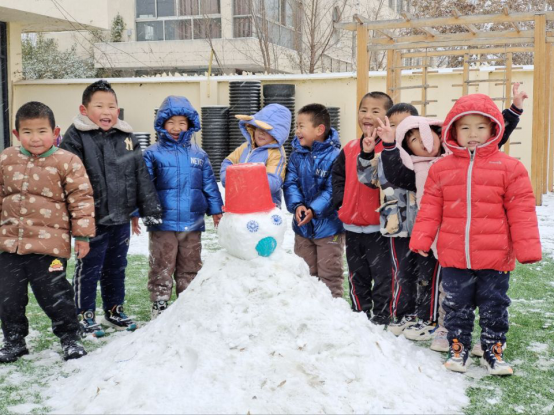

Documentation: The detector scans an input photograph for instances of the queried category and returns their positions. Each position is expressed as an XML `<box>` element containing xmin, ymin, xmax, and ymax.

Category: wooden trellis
<box><xmin>337</xmin><ymin>11</ymin><xmax>554</xmax><ymax>205</ymax></box>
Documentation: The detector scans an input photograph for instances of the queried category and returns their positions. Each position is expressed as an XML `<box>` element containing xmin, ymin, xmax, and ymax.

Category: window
<box><xmin>165</xmin><ymin>19</ymin><xmax>192</xmax><ymax>40</ymax></box>
<box><xmin>193</xmin><ymin>18</ymin><xmax>222</xmax><ymax>39</ymax></box>
<box><xmin>234</xmin><ymin>17</ymin><xmax>252</xmax><ymax>37</ymax></box>
<box><xmin>157</xmin><ymin>0</ymin><xmax>176</xmax><ymax>16</ymax></box>
<box><xmin>0</xmin><ymin>22</ymin><xmax>8</xmax><ymax>150</ymax></box>
<box><xmin>137</xmin><ymin>0</ymin><xmax>156</xmax><ymax>18</ymax></box>
<box><xmin>137</xmin><ymin>21</ymin><xmax>164</xmax><ymax>41</ymax></box>
<box><xmin>179</xmin><ymin>0</ymin><xmax>220</xmax><ymax>15</ymax></box>
<box><xmin>234</xmin><ymin>0</ymin><xmax>250</xmax><ymax>14</ymax></box>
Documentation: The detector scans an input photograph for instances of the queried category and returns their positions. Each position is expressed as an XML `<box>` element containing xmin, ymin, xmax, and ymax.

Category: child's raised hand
<box><xmin>362</xmin><ymin>126</ymin><xmax>377</xmax><ymax>153</ymax></box>
<box><xmin>376</xmin><ymin>117</ymin><xmax>395</xmax><ymax>144</ymax></box>
<box><xmin>512</xmin><ymin>82</ymin><xmax>528</xmax><ymax>109</ymax></box>
<box><xmin>213</xmin><ymin>213</ymin><xmax>223</xmax><ymax>228</ymax></box>
<box><xmin>131</xmin><ymin>216</ymin><xmax>141</xmax><ymax>236</ymax></box>
<box><xmin>74</xmin><ymin>240</ymin><xmax>90</xmax><ymax>259</ymax></box>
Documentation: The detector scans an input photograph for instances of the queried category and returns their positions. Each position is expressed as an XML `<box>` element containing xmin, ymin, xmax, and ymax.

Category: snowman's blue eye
<box><xmin>246</xmin><ymin>220</ymin><xmax>259</xmax><ymax>233</ymax></box>
<box><xmin>271</xmin><ymin>215</ymin><xmax>282</xmax><ymax>226</ymax></box>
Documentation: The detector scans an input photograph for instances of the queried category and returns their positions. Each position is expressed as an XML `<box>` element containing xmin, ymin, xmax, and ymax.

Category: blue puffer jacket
<box><xmin>143</xmin><ymin>96</ymin><xmax>223</xmax><ymax>232</ymax></box>
<box><xmin>283</xmin><ymin>128</ymin><xmax>344</xmax><ymax>239</ymax></box>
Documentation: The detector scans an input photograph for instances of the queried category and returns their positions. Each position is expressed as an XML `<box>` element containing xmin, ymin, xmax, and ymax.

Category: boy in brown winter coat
<box><xmin>0</xmin><ymin>102</ymin><xmax>95</xmax><ymax>363</ymax></box>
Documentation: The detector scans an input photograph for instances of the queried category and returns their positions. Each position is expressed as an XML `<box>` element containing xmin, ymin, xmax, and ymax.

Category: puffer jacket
<box><xmin>61</xmin><ymin>115</ymin><xmax>162</xmax><ymax>226</ymax></box>
<box><xmin>143</xmin><ymin>96</ymin><xmax>223</xmax><ymax>232</ymax></box>
<box><xmin>283</xmin><ymin>128</ymin><xmax>344</xmax><ymax>239</ymax></box>
<box><xmin>221</xmin><ymin>104</ymin><xmax>291</xmax><ymax>207</ymax></box>
<box><xmin>409</xmin><ymin>94</ymin><xmax>541</xmax><ymax>271</ymax></box>
<box><xmin>0</xmin><ymin>146</ymin><xmax>95</xmax><ymax>258</ymax></box>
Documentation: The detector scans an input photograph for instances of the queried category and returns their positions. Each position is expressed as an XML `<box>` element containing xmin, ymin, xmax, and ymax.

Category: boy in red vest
<box><xmin>332</xmin><ymin>92</ymin><xmax>393</xmax><ymax>325</ymax></box>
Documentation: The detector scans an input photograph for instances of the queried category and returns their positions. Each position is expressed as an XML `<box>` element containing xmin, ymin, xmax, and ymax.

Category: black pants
<box><xmin>0</xmin><ymin>252</ymin><xmax>80</xmax><ymax>343</ymax></box>
<box><xmin>389</xmin><ymin>237</ymin><xmax>418</xmax><ymax>320</ymax></box>
<box><xmin>415</xmin><ymin>254</ymin><xmax>442</xmax><ymax>322</ymax></box>
<box><xmin>345</xmin><ymin>231</ymin><xmax>392</xmax><ymax>323</ymax></box>
<box><xmin>442</xmin><ymin>267</ymin><xmax>511</xmax><ymax>349</ymax></box>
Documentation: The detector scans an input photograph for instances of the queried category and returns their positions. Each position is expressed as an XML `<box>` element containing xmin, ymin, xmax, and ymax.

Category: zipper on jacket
<box><xmin>465</xmin><ymin>150</ymin><xmax>475</xmax><ymax>268</ymax></box>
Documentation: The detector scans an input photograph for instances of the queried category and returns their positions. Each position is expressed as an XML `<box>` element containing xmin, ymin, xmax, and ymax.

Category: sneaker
<box><xmin>472</xmin><ymin>341</ymin><xmax>507</xmax><ymax>357</ymax></box>
<box><xmin>387</xmin><ymin>315</ymin><xmax>417</xmax><ymax>336</ymax></box>
<box><xmin>404</xmin><ymin>320</ymin><xmax>437</xmax><ymax>341</ymax></box>
<box><xmin>430</xmin><ymin>327</ymin><xmax>449</xmax><ymax>352</ymax></box>
<box><xmin>151</xmin><ymin>300</ymin><xmax>168</xmax><ymax>320</ymax></box>
<box><xmin>0</xmin><ymin>340</ymin><xmax>29</xmax><ymax>364</ymax></box>
<box><xmin>480</xmin><ymin>342</ymin><xmax>513</xmax><ymax>376</ymax></box>
<box><xmin>102</xmin><ymin>305</ymin><xmax>137</xmax><ymax>331</ymax></box>
<box><xmin>78</xmin><ymin>310</ymin><xmax>105</xmax><ymax>338</ymax></box>
<box><xmin>61</xmin><ymin>338</ymin><xmax>87</xmax><ymax>361</ymax></box>
<box><xmin>444</xmin><ymin>339</ymin><xmax>470</xmax><ymax>373</ymax></box>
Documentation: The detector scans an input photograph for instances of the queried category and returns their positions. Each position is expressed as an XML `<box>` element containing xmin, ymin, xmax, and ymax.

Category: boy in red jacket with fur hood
<box><xmin>410</xmin><ymin>94</ymin><xmax>541</xmax><ymax>376</ymax></box>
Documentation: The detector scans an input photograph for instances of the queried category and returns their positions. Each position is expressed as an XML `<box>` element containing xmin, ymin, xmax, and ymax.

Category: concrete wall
<box><xmin>12</xmin><ymin>68</ymin><xmax>536</xmax><ymax>172</ymax></box>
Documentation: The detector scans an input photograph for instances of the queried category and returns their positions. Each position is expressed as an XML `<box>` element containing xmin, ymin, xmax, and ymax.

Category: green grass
<box><xmin>1</xmin><ymin>248</ymin><xmax>553</xmax><ymax>414</ymax></box>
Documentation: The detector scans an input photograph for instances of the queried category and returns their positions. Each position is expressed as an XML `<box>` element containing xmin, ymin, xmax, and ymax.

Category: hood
<box><xmin>292</xmin><ymin>127</ymin><xmax>341</xmax><ymax>153</ymax></box>
<box><xmin>442</xmin><ymin>94</ymin><xmax>504</xmax><ymax>157</ymax></box>
<box><xmin>73</xmin><ymin>113</ymin><xmax>133</xmax><ymax>133</ymax></box>
<box><xmin>237</xmin><ymin>104</ymin><xmax>291</xmax><ymax>148</ymax></box>
<box><xmin>155</xmin><ymin>96</ymin><xmax>201</xmax><ymax>145</ymax></box>
<box><xmin>395</xmin><ymin>116</ymin><xmax>443</xmax><ymax>170</ymax></box>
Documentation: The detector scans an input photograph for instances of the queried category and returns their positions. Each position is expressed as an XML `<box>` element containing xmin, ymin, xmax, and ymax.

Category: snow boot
<box><xmin>0</xmin><ymin>340</ymin><xmax>29</xmax><ymax>363</ymax></box>
<box><xmin>102</xmin><ymin>305</ymin><xmax>137</xmax><ymax>331</ymax></box>
<box><xmin>444</xmin><ymin>339</ymin><xmax>470</xmax><ymax>373</ymax></box>
<box><xmin>61</xmin><ymin>338</ymin><xmax>87</xmax><ymax>361</ymax></box>
<box><xmin>78</xmin><ymin>310</ymin><xmax>105</xmax><ymax>338</ymax></box>
<box><xmin>430</xmin><ymin>326</ymin><xmax>449</xmax><ymax>352</ymax></box>
<box><xmin>151</xmin><ymin>300</ymin><xmax>168</xmax><ymax>320</ymax></box>
<box><xmin>387</xmin><ymin>315</ymin><xmax>417</xmax><ymax>336</ymax></box>
<box><xmin>404</xmin><ymin>320</ymin><xmax>437</xmax><ymax>341</ymax></box>
<box><xmin>480</xmin><ymin>342</ymin><xmax>513</xmax><ymax>376</ymax></box>
<box><xmin>472</xmin><ymin>341</ymin><xmax>507</xmax><ymax>357</ymax></box>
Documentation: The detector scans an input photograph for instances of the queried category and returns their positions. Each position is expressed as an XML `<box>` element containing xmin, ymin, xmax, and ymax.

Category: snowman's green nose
<box><xmin>256</xmin><ymin>237</ymin><xmax>277</xmax><ymax>257</ymax></box>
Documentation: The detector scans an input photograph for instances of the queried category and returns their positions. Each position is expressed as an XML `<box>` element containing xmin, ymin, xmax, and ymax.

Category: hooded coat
<box><xmin>283</xmin><ymin>128</ymin><xmax>344</xmax><ymax>239</ymax></box>
<box><xmin>409</xmin><ymin>94</ymin><xmax>541</xmax><ymax>271</ymax></box>
<box><xmin>221</xmin><ymin>104</ymin><xmax>291</xmax><ymax>207</ymax></box>
<box><xmin>142</xmin><ymin>96</ymin><xmax>223</xmax><ymax>232</ymax></box>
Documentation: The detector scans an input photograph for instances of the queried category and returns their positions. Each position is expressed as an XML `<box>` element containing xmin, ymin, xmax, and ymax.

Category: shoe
<box><xmin>0</xmin><ymin>340</ymin><xmax>29</xmax><ymax>363</ymax></box>
<box><xmin>404</xmin><ymin>320</ymin><xmax>437</xmax><ymax>341</ymax></box>
<box><xmin>102</xmin><ymin>305</ymin><xmax>137</xmax><ymax>331</ymax></box>
<box><xmin>61</xmin><ymin>338</ymin><xmax>87</xmax><ymax>361</ymax></box>
<box><xmin>78</xmin><ymin>310</ymin><xmax>105</xmax><ymax>338</ymax></box>
<box><xmin>387</xmin><ymin>315</ymin><xmax>417</xmax><ymax>336</ymax></box>
<box><xmin>444</xmin><ymin>339</ymin><xmax>470</xmax><ymax>373</ymax></box>
<box><xmin>430</xmin><ymin>327</ymin><xmax>449</xmax><ymax>352</ymax></box>
<box><xmin>472</xmin><ymin>341</ymin><xmax>507</xmax><ymax>357</ymax></box>
<box><xmin>370</xmin><ymin>315</ymin><xmax>390</xmax><ymax>326</ymax></box>
<box><xmin>480</xmin><ymin>342</ymin><xmax>513</xmax><ymax>376</ymax></box>
<box><xmin>151</xmin><ymin>300</ymin><xmax>168</xmax><ymax>320</ymax></box>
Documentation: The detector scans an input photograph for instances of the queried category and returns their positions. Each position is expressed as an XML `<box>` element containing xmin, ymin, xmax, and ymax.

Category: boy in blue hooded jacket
<box><xmin>284</xmin><ymin>104</ymin><xmax>345</xmax><ymax>298</ymax></box>
<box><xmin>133</xmin><ymin>96</ymin><xmax>223</xmax><ymax>318</ymax></box>
<box><xmin>221</xmin><ymin>104</ymin><xmax>291</xmax><ymax>207</ymax></box>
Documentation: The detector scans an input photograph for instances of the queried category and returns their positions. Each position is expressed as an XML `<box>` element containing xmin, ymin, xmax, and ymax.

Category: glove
<box><xmin>142</xmin><ymin>216</ymin><xmax>163</xmax><ymax>227</ymax></box>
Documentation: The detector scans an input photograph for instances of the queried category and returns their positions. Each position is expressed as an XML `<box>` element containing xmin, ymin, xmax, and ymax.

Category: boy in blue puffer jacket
<box><xmin>284</xmin><ymin>104</ymin><xmax>345</xmax><ymax>298</ymax></box>
<box><xmin>134</xmin><ymin>96</ymin><xmax>223</xmax><ymax>319</ymax></box>
<box><xmin>221</xmin><ymin>104</ymin><xmax>291</xmax><ymax>207</ymax></box>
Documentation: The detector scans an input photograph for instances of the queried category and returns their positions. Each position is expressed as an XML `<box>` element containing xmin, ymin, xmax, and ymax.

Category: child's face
<box><xmin>13</xmin><ymin>118</ymin><xmax>59</xmax><ymax>155</ymax></box>
<box><xmin>405</xmin><ymin>128</ymin><xmax>441</xmax><ymax>157</ymax></box>
<box><xmin>358</xmin><ymin>97</ymin><xmax>388</xmax><ymax>136</ymax></box>
<box><xmin>454</xmin><ymin>114</ymin><xmax>492</xmax><ymax>150</ymax></box>
<box><xmin>296</xmin><ymin>113</ymin><xmax>324</xmax><ymax>148</ymax></box>
<box><xmin>389</xmin><ymin>111</ymin><xmax>411</xmax><ymax>136</ymax></box>
<box><xmin>253</xmin><ymin>127</ymin><xmax>276</xmax><ymax>147</ymax></box>
<box><xmin>164</xmin><ymin>115</ymin><xmax>189</xmax><ymax>140</ymax></box>
<box><xmin>79</xmin><ymin>91</ymin><xmax>120</xmax><ymax>131</ymax></box>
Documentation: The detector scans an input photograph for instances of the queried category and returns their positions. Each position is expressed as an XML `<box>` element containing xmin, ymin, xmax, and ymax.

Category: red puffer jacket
<box><xmin>409</xmin><ymin>94</ymin><xmax>541</xmax><ymax>271</ymax></box>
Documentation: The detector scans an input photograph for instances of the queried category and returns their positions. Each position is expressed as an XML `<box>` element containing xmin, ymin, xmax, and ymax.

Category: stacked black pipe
<box><xmin>201</xmin><ymin>106</ymin><xmax>230</xmax><ymax>181</ymax></box>
<box><xmin>228</xmin><ymin>81</ymin><xmax>261</xmax><ymax>152</ymax></box>
<box><xmin>135</xmin><ymin>132</ymin><xmax>151</xmax><ymax>151</ymax></box>
<box><xmin>154</xmin><ymin>108</ymin><xmax>159</xmax><ymax>142</ymax></box>
<box><xmin>263</xmin><ymin>84</ymin><xmax>295</xmax><ymax>157</ymax></box>
<box><xmin>328</xmin><ymin>107</ymin><xmax>341</xmax><ymax>134</ymax></box>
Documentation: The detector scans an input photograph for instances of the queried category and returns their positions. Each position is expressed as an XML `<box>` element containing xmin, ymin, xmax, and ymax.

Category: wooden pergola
<box><xmin>336</xmin><ymin>10</ymin><xmax>554</xmax><ymax>205</ymax></box>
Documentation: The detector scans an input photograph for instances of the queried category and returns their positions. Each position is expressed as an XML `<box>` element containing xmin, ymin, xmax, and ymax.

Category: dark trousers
<box><xmin>0</xmin><ymin>252</ymin><xmax>80</xmax><ymax>343</ymax></box>
<box><xmin>442</xmin><ymin>267</ymin><xmax>511</xmax><ymax>349</ymax></box>
<box><xmin>415</xmin><ymin>254</ymin><xmax>442</xmax><ymax>322</ymax></box>
<box><xmin>73</xmin><ymin>223</ymin><xmax>130</xmax><ymax>313</ymax></box>
<box><xmin>389</xmin><ymin>237</ymin><xmax>418</xmax><ymax>320</ymax></box>
<box><xmin>345</xmin><ymin>231</ymin><xmax>392</xmax><ymax>322</ymax></box>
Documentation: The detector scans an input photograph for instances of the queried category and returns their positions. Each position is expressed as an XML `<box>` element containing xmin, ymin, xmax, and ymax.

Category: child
<box><xmin>221</xmin><ymin>104</ymin><xmax>291</xmax><ymax>208</ymax></box>
<box><xmin>60</xmin><ymin>80</ymin><xmax>162</xmax><ymax>336</ymax></box>
<box><xmin>135</xmin><ymin>96</ymin><xmax>223</xmax><ymax>318</ymax></box>
<box><xmin>409</xmin><ymin>93</ymin><xmax>541</xmax><ymax>375</ymax></box>
<box><xmin>331</xmin><ymin>91</ymin><xmax>393</xmax><ymax>325</ymax></box>
<box><xmin>283</xmin><ymin>104</ymin><xmax>345</xmax><ymax>298</ymax></box>
<box><xmin>0</xmin><ymin>102</ymin><xmax>95</xmax><ymax>362</ymax></box>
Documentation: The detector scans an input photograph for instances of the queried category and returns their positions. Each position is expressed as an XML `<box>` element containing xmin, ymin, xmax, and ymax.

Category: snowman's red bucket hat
<box><xmin>223</xmin><ymin>163</ymin><xmax>276</xmax><ymax>214</ymax></box>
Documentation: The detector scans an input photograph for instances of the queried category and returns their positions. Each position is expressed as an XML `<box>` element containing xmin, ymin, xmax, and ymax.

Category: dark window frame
<box><xmin>0</xmin><ymin>22</ymin><xmax>9</xmax><ymax>149</ymax></box>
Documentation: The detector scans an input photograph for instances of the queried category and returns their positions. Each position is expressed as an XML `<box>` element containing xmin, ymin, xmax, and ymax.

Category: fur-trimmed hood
<box><xmin>73</xmin><ymin>113</ymin><xmax>133</xmax><ymax>133</ymax></box>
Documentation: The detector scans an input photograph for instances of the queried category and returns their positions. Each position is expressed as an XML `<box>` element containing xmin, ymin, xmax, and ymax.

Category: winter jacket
<box><xmin>283</xmin><ymin>128</ymin><xmax>344</xmax><ymax>239</ymax></box>
<box><xmin>221</xmin><ymin>104</ymin><xmax>291</xmax><ymax>207</ymax></box>
<box><xmin>143</xmin><ymin>96</ymin><xmax>223</xmax><ymax>232</ymax></box>
<box><xmin>409</xmin><ymin>94</ymin><xmax>541</xmax><ymax>271</ymax></box>
<box><xmin>0</xmin><ymin>146</ymin><xmax>95</xmax><ymax>258</ymax></box>
<box><xmin>332</xmin><ymin>137</ymin><xmax>384</xmax><ymax>231</ymax></box>
<box><xmin>61</xmin><ymin>115</ymin><xmax>162</xmax><ymax>226</ymax></box>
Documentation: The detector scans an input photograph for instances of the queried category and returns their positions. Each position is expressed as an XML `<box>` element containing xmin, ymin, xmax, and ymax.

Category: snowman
<box><xmin>217</xmin><ymin>163</ymin><xmax>285</xmax><ymax>260</ymax></box>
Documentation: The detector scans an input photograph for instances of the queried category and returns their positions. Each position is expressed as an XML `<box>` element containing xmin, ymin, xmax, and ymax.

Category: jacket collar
<box><xmin>73</xmin><ymin>114</ymin><xmax>133</xmax><ymax>133</ymax></box>
<box><xmin>20</xmin><ymin>145</ymin><xmax>58</xmax><ymax>158</ymax></box>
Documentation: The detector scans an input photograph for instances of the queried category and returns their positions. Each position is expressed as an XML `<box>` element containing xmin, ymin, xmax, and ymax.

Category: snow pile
<box><xmin>537</xmin><ymin>192</ymin><xmax>554</xmax><ymax>258</ymax></box>
<box><xmin>43</xmin><ymin>250</ymin><xmax>468</xmax><ymax>414</ymax></box>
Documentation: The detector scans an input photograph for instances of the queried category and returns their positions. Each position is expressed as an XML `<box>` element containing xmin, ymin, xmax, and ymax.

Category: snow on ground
<box><xmin>43</xmin><ymin>250</ymin><xmax>468</xmax><ymax>414</ymax></box>
<box><xmin>536</xmin><ymin>193</ymin><xmax>554</xmax><ymax>258</ymax></box>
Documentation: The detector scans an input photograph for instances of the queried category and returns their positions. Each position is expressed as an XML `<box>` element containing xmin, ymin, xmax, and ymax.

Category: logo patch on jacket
<box><xmin>125</xmin><ymin>137</ymin><xmax>133</xmax><ymax>151</ymax></box>
<box><xmin>191</xmin><ymin>157</ymin><xmax>204</xmax><ymax>166</ymax></box>
<box><xmin>315</xmin><ymin>168</ymin><xmax>329</xmax><ymax>178</ymax></box>
<box><xmin>48</xmin><ymin>259</ymin><xmax>64</xmax><ymax>272</ymax></box>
